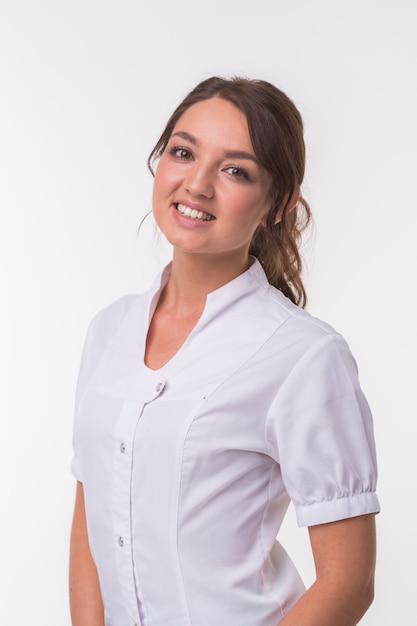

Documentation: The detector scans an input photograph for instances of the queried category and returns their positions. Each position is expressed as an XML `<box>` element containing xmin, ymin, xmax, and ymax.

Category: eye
<box><xmin>225</xmin><ymin>165</ymin><xmax>250</xmax><ymax>181</ymax></box>
<box><xmin>168</xmin><ymin>145</ymin><xmax>193</xmax><ymax>160</ymax></box>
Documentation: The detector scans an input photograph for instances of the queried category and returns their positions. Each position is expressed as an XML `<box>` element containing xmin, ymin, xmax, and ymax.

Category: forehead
<box><xmin>172</xmin><ymin>98</ymin><xmax>252</xmax><ymax>148</ymax></box>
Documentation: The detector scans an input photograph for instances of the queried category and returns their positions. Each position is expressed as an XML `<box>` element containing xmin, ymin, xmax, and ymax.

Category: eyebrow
<box><xmin>170</xmin><ymin>131</ymin><xmax>259</xmax><ymax>163</ymax></box>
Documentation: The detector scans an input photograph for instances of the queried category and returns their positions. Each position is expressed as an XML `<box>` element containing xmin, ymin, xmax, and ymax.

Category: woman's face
<box><xmin>152</xmin><ymin>97</ymin><xmax>271</xmax><ymax>264</ymax></box>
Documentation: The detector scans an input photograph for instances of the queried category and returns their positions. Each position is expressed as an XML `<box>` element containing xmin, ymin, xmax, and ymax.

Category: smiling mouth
<box><xmin>175</xmin><ymin>203</ymin><xmax>215</xmax><ymax>222</ymax></box>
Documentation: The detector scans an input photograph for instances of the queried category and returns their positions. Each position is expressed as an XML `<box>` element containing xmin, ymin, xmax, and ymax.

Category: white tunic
<box><xmin>72</xmin><ymin>259</ymin><xmax>380</xmax><ymax>626</ymax></box>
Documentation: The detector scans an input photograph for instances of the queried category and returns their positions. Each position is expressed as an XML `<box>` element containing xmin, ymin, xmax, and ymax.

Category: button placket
<box><xmin>112</xmin><ymin>402</ymin><xmax>146</xmax><ymax>623</ymax></box>
<box><xmin>111</xmin><ymin>373</ymin><xmax>167</xmax><ymax>623</ymax></box>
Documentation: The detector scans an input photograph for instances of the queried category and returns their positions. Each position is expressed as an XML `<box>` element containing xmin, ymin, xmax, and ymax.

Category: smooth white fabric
<box><xmin>72</xmin><ymin>259</ymin><xmax>380</xmax><ymax>626</ymax></box>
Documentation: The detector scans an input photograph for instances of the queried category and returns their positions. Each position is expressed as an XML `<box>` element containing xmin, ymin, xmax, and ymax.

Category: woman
<box><xmin>69</xmin><ymin>77</ymin><xmax>379</xmax><ymax>626</ymax></box>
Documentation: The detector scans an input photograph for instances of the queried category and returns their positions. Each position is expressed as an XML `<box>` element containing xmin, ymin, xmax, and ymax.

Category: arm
<box><xmin>279</xmin><ymin>513</ymin><xmax>376</xmax><ymax>626</ymax></box>
<box><xmin>69</xmin><ymin>481</ymin><xmax>105</xmax><ymax>626</ymax></box>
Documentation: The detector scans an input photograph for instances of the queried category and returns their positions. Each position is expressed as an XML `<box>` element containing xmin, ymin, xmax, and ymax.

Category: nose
<box><xmin>184</xmin><ymin>162</ymin><xmax>214</xmax><ymax>199</ymax></box>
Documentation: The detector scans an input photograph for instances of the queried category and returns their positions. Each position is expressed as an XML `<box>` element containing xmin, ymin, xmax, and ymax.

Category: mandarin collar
<box><xmin>146</xmin><ymin>256</ymin><xmax>269</xmax><ymax>320</ymax></box>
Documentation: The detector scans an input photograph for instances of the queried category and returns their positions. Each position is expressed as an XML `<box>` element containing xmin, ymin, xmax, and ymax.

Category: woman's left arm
<box><xmin>279</xmin><ymin>513</ymin><xmax>377</xmax><ymax>626</ymax></box>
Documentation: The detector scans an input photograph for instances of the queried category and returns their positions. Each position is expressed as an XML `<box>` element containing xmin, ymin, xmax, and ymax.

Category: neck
<box><xmin>162</xmin><ymin>250</ymin><xmax>250</xmax><ymax>315</ymax></box>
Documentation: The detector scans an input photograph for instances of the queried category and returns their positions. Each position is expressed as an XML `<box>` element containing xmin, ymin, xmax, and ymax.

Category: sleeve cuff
<box><xmin>71</xmin><ymin>456</ymin><xmax>83</xmax><ymax>482</ymax></box>
<box><xmin>295</xmin><ymin>491</ymin><xmax>380</xmax><ymax>527</ymax></box>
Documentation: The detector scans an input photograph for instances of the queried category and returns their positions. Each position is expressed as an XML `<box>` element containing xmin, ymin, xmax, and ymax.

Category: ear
<box><xmin>261</xmin><ymin>189</ymin><xmax>300</xmax><ymax>227</ymax></box>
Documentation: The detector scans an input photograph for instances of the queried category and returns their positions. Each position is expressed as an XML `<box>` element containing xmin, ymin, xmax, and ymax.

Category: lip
<box><xmin>174</xmin><ymin>199</ymin><xmax>216</xmax><ymax>218</ymax></box>
<box><xmin>171</xmin><ymin>200</ymin><xmax>216</xmax><ymax>227</ymax></box>
<box><xmin>170</xmin><ymin>206</ymin><xmax>214</xmax><ymax>229</ymax></box>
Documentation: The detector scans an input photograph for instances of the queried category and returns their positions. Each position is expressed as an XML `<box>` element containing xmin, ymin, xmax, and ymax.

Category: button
<box><xmin>118</xmin><ymin>536</ymin><xmax>124</xmax><ymax>547</ymax></box>
<box><xmin>156</xmin><ymin>382</ymin><xmax>163</xmax><ymax>392</ymax></box>
<box><xmin>120</xmin><ymin>442</ymin><xmax>126</xmax><ymax>453</ymax></box>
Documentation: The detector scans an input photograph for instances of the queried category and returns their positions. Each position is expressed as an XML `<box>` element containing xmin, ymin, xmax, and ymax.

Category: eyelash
<box><xmin>167</xmin><ymin>145</ymin><xmax>251</xmax><ymax>182</ymax></box>
<box><xmin>225</xmin><ymin>165</ymin><xmax>250</xmax><ymax>181</ymax></box>
<box><xmin>168</xmin><ymin>145</ymin><xmax>193</xmax><ymax>160</ymax></box>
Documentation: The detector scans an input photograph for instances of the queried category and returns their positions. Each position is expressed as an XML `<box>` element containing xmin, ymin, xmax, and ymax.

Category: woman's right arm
<box><xmin>69</xmin><ymin>481</ymin><xmax>105</xmax><ymax>626</ymax></box>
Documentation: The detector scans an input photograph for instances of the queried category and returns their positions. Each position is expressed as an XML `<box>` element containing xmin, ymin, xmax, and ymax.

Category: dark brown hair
<box><xmin>148</xmin><ymin>76</ymin><xmax>311</xmax><ymax>307</ymax></box>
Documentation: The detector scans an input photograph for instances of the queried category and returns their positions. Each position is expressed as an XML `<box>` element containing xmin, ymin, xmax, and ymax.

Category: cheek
<box><xmin>153</xmin><ymin>157</ymin><xmax>182</xmax><ymax>191</ymax></box>
<box><xmin>153</xmin><ymin>164</ymin><xmax>167</xmax><ymax>197</ymax></box>
<box><xmin>152</xmin><ymin>162</ymin><xmax>170</xmax><ymax>203</ymax></box>
<box><xmin>227</xmin><ymin>193</ymin><xmax>269</xmax><ymax>227</ymax></box>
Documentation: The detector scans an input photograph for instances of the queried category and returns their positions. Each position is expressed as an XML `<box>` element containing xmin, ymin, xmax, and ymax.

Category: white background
<box><xmin>1</xmin><ymin>1</ymin><xmax>416</xmax><ymax>623</ymax></box>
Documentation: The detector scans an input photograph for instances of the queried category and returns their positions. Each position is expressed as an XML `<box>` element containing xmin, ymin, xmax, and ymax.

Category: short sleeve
<box><xmin>71</xmin><ymin>313</ymin><xmax>101</xmax><ymax>482</ymax></box>
<box><xmin>266</xmin><ymin>332</ymin><xmax>380</xmax><ymax>527</ymax></box>
<box><xmin>70</xmin><ymin>294</ymin><xmax>143</xmax><ymax>482</ymax></box>
<box><xmin>71</xmin><ymin>294</ymin><xmax>138</xmax><ymax>482</ymax></box>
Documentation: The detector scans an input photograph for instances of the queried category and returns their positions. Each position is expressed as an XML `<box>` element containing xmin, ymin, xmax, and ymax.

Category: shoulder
<box><xmin>88</xmin><ymin>293</ymin><xmax>145</xmax><ymax>340</ymax></box>
<box><xmin>265</xmin><ymin>290</ymin><xmax>362</xmax><ymax>408</ymax></box>
<box><xmin>249</xmin><ymin>259</ymin><xmax>338</xmax><ymax>342</ymax></box>
<box><xmin>81</xmin><ymin>293</ymin><xmax>147</xmax><ymax>369</ymax></box>
<box><xmin>265</xmin><ymin>281</ymin><xmax>344</xmax><ymax>349</ymax></box>
<box><xmin>74</xmin><ymin>293</ymin><xmax>147</xmax><ymax>409</ymax></box>
<box><xmin>240</xmin><ymin>263</ymin><xmax>352</xmax><ymax>368</ymax></box>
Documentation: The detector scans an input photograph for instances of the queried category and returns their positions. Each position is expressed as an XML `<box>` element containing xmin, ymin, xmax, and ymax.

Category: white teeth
<box><xmin>176</xmin><ymin>203</ymin><xmax>214</xmax><ymax>221</ymax></box>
